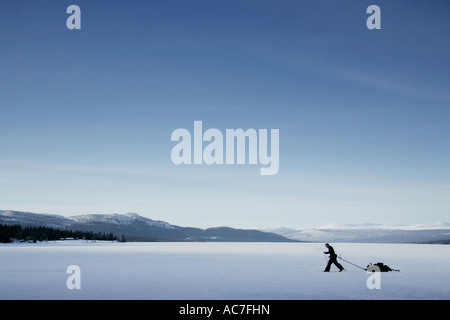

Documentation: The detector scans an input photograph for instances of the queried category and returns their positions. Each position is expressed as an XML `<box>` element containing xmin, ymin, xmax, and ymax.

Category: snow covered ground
<box><xmin>1</xmin><ymin>241</ymin><xmax>449</xmax><ymax>300</ymax></box>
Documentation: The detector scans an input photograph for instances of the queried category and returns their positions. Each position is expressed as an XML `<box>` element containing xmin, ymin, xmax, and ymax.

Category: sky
<box><xmin>0</xmin><ymin>0</ymin><xmax>449</xmax><ymax>229</ymax></box>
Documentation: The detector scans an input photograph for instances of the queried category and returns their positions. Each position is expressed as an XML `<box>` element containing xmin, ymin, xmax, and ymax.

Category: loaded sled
<box><xmin>366</xmin><ymin>262</ymin><xmax>399</xmax><ymax>272</ymax></box>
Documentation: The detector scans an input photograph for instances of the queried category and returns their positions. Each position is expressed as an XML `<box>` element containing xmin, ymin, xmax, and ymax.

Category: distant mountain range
<box><xmin>0</xmin><ymin>210</ymin><xmax>294</xmax><ymax>242</ymax></box>
<box><xmin>260</xmin><ymin>222</ymin><xmax>450</xmax><ymax>243</ymax></box>
<box><xmin>2</xmin><ymin>210</ymin><xmax>449</xmax><ymax>243</ymax></box>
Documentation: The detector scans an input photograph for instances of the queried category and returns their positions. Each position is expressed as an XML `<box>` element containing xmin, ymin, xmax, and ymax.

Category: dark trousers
<box><xmin>325</xmin><ymin>256</ymin><xmax>344</xmax><ymax>271</ymax></box>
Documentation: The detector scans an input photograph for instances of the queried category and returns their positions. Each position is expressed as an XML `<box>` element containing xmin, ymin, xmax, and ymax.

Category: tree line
<box><xmin>0</xmin><ymin>224</ymin><xmax>121</xmax><ymax>243</ymax></box>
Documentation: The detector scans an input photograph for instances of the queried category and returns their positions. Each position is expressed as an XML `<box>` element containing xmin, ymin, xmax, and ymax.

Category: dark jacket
<box><xmin>324</xmin><ymin>245</ymin><xmax>337</xmax><ymax>259</ymax></box>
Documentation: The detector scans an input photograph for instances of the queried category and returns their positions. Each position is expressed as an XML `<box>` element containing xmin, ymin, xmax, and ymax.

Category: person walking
<box><xmin>323</xmin><ymin>243</ymin><xmax>344</xmax><ymax>272</ymax></box>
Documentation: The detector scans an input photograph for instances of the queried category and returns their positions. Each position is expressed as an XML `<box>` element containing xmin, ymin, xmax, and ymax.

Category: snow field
<box><xmin>0</xmin><ymin>242</ymin><xmax>449</xmax><ymax>300</ymax></box>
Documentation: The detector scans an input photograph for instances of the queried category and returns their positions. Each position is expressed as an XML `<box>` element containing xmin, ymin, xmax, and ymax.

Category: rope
<box><xmin>338</xmin><ymin>255</ymin><xmax>367</xmax><ymax>271</ymax></box>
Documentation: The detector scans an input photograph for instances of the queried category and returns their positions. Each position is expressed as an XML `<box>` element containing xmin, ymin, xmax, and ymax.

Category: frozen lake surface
<box><xmin>1</xmin><ymin>242</ymin><xmax>449</xmax><ymax>300</ymax></box>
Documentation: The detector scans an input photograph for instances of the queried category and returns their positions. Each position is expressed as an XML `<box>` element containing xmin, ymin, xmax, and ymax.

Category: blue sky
<box><xmin>0</xmin><ymin>0</ymin><xmax>449</xmax><ymax>229</ymax></box>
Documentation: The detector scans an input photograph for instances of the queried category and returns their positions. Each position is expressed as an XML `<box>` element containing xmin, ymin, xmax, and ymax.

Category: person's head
<box><xmin>325</xmin><ymin>243</ymin><xmax>330</xmax><ymax>248</ymax></box>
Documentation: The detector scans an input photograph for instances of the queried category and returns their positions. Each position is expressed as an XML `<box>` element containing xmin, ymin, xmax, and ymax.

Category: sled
<box><xmin>367</xmin><ymin>262</ymin><xmax>400</xmax><ymax>272</ymax></box>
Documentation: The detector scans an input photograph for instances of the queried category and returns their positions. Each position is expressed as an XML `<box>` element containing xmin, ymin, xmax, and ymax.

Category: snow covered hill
<box><xmin>0</xmin><ymin>210</ymin><xmax>71</xmax><ymax>229</ymax></box>
<box><xmin>0</xmin><ymin>210</ymin><xmax>292</xmax><ymax>242</ymax></box>
<box><xmin>261</xmin><ymin>223</ymin><xmax>450</xmax><ymax>243</ymax></box>
<box><xmin>3</xmin><ymin>210</ymin><xmax>449</xmax><ymax>243</ymax></box>
<box><xmin>68</xmin><ymin>212</ymin><xmax>176</xmax><ymax>229</ymax></box>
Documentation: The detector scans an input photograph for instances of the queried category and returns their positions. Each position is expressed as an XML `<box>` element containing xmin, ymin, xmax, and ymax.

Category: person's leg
<box><xmin>333</xmin><ymin>259</ymin><xmax>344</xmax><ymax>271</ymax></box>
<box><xmin>324</xmin><ymin>259</ymin><xmax>332</xmax><ymax>271</ymax></box>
